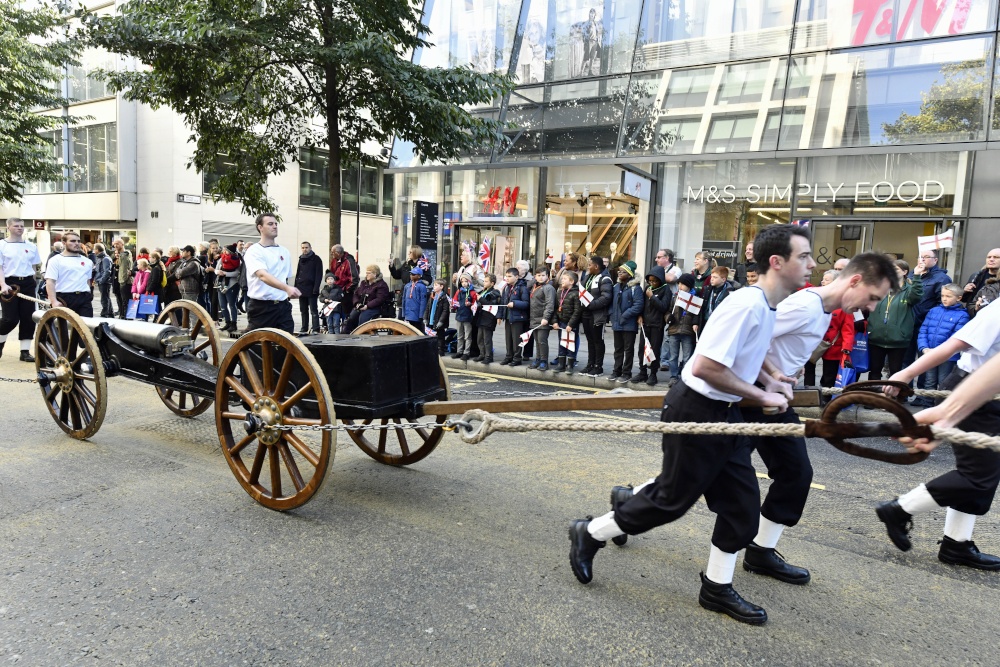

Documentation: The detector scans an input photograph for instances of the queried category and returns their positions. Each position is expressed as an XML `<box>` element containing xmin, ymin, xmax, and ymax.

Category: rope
<box><xmin>820</xmin><ymin>386</ymin><xmax>1000</xmax><ymax>401</ymax></box>
<box><xmin>13</xmin><ymin>291</ymin><xmax>52</xmax><ymax>308</ymax></box>
<box><xmin>450</xmin><ymin>408</ymin><xmax>1000</xmax><ymax>453</ymax></box>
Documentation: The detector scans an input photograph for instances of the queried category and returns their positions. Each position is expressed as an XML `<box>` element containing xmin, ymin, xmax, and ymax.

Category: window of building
<box><xmin>68</xmin><ymin>49</ymin><xmax>115</xmax><ymax>103</ymax></box>
<box><xmin>25</xmin><ymin>130</ymin><xmax>65</xmax><ymax>194</ymax></box>
<box><xmin>665</xmin><ymin>68</ymin><xmax>714</xmax><ymax>108</ymax></box>
<box><xmin>704</xmin><ymin>114</ymin><xmax>757</xmax><ymax>152</ymax></box>
<box><xmin>382</xmin><ymin>173</ymin><xmax>394</xmax><ymax>216</ymax></box>
<box><xmin>716</xmin><ymin>61</ymin><xmax>770</xmax><ymax>105</ymax></box>
<box><xmin>203</xmin><ymin>152</ymin><xmax>240</xmax><ymax>196</ymax></box>
<box><xmin>298</xmin><ymin>148</ymin><xmax>386</xmax><ymax>214</ymax></box>
<box><xmin>70</xmin><ymin>123</ymin><xmax>117</xmax><ymax>192</ymax></box>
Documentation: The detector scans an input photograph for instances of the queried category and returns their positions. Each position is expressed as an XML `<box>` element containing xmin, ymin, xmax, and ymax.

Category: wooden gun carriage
<box><xmin>28</xmin><ymin>303</ymin><xmax>929</xmax><ymax>512</ymax></box>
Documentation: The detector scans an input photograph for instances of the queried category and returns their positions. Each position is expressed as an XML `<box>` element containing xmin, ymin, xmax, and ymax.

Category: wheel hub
<box><xmin>53</xmin><ymin>357</ymin><xmax>74</xmax><ymax>393</ymax></box>
<box><xmin>252</xmin><ymin>396</ymin><xmax>283</xmax><ymax>445</ymax></box>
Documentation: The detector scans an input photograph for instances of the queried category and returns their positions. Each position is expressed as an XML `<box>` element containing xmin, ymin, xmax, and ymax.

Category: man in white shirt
<box><xmin>877</xmin><ymin>299</ymin><xmax>1000</xmax><ymax>570</ymax></box>
<box><xmin>739</xmin><ymin>253</ymin><xmax>895</xmax><ymax>584</ymax></box>
<box><xmin>45</xmin><ymin>231</ymin><xmax>95</xmax><ymax>316</ymax></box>
<box><xmin>0</xmin><ymin>217</ymin><xmax>43</xmax><ymax>361</ymax></box>
<box><xmin>569</xmin><ymin>225</ymin><xmax>815</xmax><ymax>625</ymax></box>
<box><xmin>243</xmin><ymin>213</ymin><xmax>300</xmax><ymax>334</ymax></box>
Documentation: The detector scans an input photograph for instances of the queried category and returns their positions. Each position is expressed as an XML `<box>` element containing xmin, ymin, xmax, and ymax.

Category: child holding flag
<box><xmin>633</xmin><ymin>265</ymin><xmax>671</xmax><ymax>386</ymax></box>
<box><xmin>664</xmin><ymin>274</ymin><xmax>700</xmax><ymax>386</ymax></box>
<box><xmin>474</xmin><ymin>273</ymin><xmax>502</xmax><ymax>364</ymax></box>
<box><xmin>425</xmin><ymin>279</ymin><xmax>450</xmax><ymax>356</ymax></box>
<box><xmin>552</xmin><ymin>271</ymin><xmax>582</xmax><ymax>373</ymax></box>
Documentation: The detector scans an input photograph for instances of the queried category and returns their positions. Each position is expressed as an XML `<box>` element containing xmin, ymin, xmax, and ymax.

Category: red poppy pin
<box><xmin>25</xmin><ymin>249</ymin><xmax>29</xmax><ymax>253</ymax></box>
<box><xmin>81</xmin><ymin>261</ymin><xmax>85</xmax><ymax>266</ymax></box>
<box><xmin>280</xmin><ymin>256</ymin><xmax>284</xmax><ymax>260</ymax></box>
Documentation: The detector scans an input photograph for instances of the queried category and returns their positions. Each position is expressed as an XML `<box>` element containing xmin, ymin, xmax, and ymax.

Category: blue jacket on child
<box><xmin>501</xmin><ymin>278</ymin><xmax>530</xmax><ymax>323</ymax></box>
<box><xmin>611</xmin><ymin>277</ymin><xmax>645</xmax><ymax>332</ymax></box>
<box><xmin>917</xmin><ymin>302</ymin><xmax>969</xmax><ymax>361</ymax></box>
<box><xmin>402</xmin><ymin>280</ymin><xmax>428</xmax><ymax>322</ymax></box>
<box><xmin>452</xmin><ymin>286</ymin><xmax>477</xmax><ymax>323</ymax></box>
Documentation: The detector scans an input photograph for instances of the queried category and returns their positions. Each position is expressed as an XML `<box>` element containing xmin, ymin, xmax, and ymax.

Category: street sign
<box><xmin>176</xmin><ymin>194</ymin><xmax>202</xmax><ymax>204</ymax></box>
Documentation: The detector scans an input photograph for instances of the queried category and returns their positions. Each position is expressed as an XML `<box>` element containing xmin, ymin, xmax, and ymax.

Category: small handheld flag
<box><xmin>579</xmin><ymin>284</ymin><xmax>593</xmax><ymax>307</ymax></box>
<box><xmin>643</xmin><ymin>338</ymin><xmax>656</xmax><ymax>365</ymax></box>
<box><xmin>676</xmin><ymin>291</ymin><xmax>703</xmax><ymax>315</ymax></box>
<box><xmin>918</xmin><ymin>229</ymin><xmax>954</xmax><ymax>251</ymax></box>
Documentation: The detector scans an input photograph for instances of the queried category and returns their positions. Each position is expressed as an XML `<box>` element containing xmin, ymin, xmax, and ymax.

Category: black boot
<box><xmin>875</xmin><ymin>499</ymin><xmax>914</xmax><ymax>551</ymax></box>
<box><xmin>20</xmin><ymin>350</ymin><xmax>35</xmax><ymax>363</ymax></box>
<box><xmin>698</xmin><ymin>573</ymin><xmax>768</xmax><ymax>625</ymax></box>
<box><xmin>609</xmin><ymin>485</ymin><xmax>633</xmax><ymax>547</ymax></box>
<box><xmin>938</xmin><ymin>536</ymin><xmax>1000</xmax><ymax>570</ymax></box>
<box><xmin>568</xmin><ymin>518</ymin><xmax>605</xmax><ymax>584</ymax></box>
<box><xmin>646</xmin><ymin>369</ymin><xmax>658</xmax><ymax>386</ymax></box>
<box><xmin>567</xmin><ymin>360</ymin><xmax>577</xmax><ymax>375</ymax></box>
<box><xmin>630</xmin><ymin>368</ymin><xmax>648</xmax><ymax>383</ymax></box>
<box><xmin>553</xmin><ymin>356</ymin><xmax>567</xmax><ymax>373</ymax></box>
<box><xmin>742</xmin><ymin>542</ymin><xmax>810</xmax><ymax>584</ymax></box>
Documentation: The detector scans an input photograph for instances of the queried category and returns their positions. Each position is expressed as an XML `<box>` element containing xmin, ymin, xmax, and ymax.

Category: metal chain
<box><xmin>264</xmin><ymin>420</ymin><xmax>455</xmax><ymax>433</ymax></box>
<box><xmin>0</xmin><ymin>376</ymin><xmax>38</xmax><ymax>384</ymax></box>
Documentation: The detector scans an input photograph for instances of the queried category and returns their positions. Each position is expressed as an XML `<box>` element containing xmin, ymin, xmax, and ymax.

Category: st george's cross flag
<box><xmin>560</xmin><ymin>328</ymin><xmax>576</xmax><ymax>348</ymax></box>
<box><xmin>579</xmin><ymin>283</ymin><xmax>593</xmax><ymax>306</ymax></box>
<box><xmin>481</xmin><ymin>304</ymin><xmax>500</xmax><ymax>315</ymax></box>
<box><xmin>425</xmin><ymin>326</ymin><xmax>437</xmax><ymax>337</ymax></box>
<box><xmin>676</xmin><ymin>290</ymin><xmax>703</xmax><ymax>315</ymax></box>
<box><xmin>643</xmin><ymin>338</ymin><xmax>656</xmax><ymax>365</ymax></box>
<box><xmin>321</xmin><ymin>300</ymin><xmax>341</xmax><ymax>317</ymax></box>
<box><xmin>918</xmin><ymin>228</ymin><xmax>954</xmax><ymax>251</ymax></box>
<box><xmin>519</xmin><ymin>325</ymin><xmax>542</xmax><ymax>348</ymax></box>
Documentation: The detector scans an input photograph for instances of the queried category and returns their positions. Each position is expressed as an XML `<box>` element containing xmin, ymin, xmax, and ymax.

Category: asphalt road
<box><xmin>1</xmin><ymin>360</ymin><xmax>998</xmax><ymax>666</ymax></box>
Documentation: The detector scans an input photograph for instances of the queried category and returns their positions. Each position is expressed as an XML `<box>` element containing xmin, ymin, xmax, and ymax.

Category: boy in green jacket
<box><xmin>867</xmin><ymin>260</ymin><xmax>923</xmax><ymax>382</ymax></box>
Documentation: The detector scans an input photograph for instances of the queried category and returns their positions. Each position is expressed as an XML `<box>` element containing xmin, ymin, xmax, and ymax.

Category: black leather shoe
<box><xmin>876</xmin><ymin>499</ymin><xmax>913</xmax><ymax>551</ymax></box>
<box><xmin>19</xmin><ymin>351</ymin><xmax>35</xmax><ymax>363</ymax></box>
<box><xmin>698</xmin><ymin>573</ymin><xmax>767</xmax><ymax>625</ymax></box>
<box><xmin>568</xmin><ymin>518</ymin><xmax>605</xmax><ymax>584</ymax></box>
<box><xmin>742</xmin><ymin>542</ymin><xmax>810</xmax><ymax>585</ymax></box>
<box><xmin>609</xmin><ymin>486</ymin><xmax>633</xmax><ymax>547</ymax></box>
<box><xmin>938</xmin><ymin>536</ymin><xmax>1000</xmax><ymax>570</ymax></box>
<box><xmin>499</xmin><ymin>358</ymin><xmax>512</xmax><ymax>366</ymax></box>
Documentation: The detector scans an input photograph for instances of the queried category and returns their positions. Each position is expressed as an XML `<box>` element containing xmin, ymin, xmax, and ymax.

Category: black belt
<box><xmin>673</xmin><ymin>381</ymin><xmax>737</xmax><ymax>408</ymax></box>
<box><xmin>954</xmin><ymin>368</ymin><xmax>970</xmax><ymax>379</ymax></box>
<box><xmin>249</xmin><ymin>297</ymin><xmax>288</xmax><ymax>305</ymax></box>
<box><xmin>56</xmin><ymin>291</ymin><xmax>89</xmax><ymax>295</ymax></box>
<box><xmin>6</xmin><ymin>275</ymin><xmax>34</xmax><ymax>282</ymax></box>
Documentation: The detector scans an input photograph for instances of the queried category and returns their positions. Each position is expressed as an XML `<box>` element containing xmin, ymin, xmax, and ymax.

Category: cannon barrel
<box><xmin>33</xmin><ymin>311</ymin><xmax>188</xmax><ymax>354</ymax></box>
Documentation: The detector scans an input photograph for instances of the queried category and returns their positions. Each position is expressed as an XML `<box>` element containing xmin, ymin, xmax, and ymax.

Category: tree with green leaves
<box><xmin>882</xmin><ymin>59</ymin><xmax>987</xmax><ymax>145</ymax></box>
<box><xmin>0</xmin><ymin>0</ymin><xmax>79</xmax><ymax>205</ymax></box>
<box><xmin>85</xmin><ymin>0</ymin><xmax>514</xmax><ymax>251</ymax></box>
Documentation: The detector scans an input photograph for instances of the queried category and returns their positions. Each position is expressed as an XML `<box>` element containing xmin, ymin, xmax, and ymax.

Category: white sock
<box><xmin>754</xmin><ymin>515</ymin><xmax>786</xmax><ymax>549</ymax></box>
<box><xmin>898</xmin><ymin>484</ymin><xmax>941</xmax><ymax>515</ymax></box>
<box><xmin>20</xmin><ymin>339</ymin><xmax>31</xmax><ymax>352</ymax></box>
<box><xmin>0</xmin><ymin>334</ymin><xmax>7</xmax><ymax>345</ymax></box>
<box><xmin>588</xmin><ymin>511</ymin><xmax>625</xmax><ymax>541</ymax></box>
<box><xmin>944</xmin><ymin>508</ymin><xmax>976</xmax><ymax>542</ymax></box>
<box><xmin>706</xmin><ymin>544</ymin><xmax>738</xmax><ymax>585</ymax></box>
<box><xmin>632</xmin><ymin>478</ymin><xmax>656</xmax><ymax>495</ymax></box>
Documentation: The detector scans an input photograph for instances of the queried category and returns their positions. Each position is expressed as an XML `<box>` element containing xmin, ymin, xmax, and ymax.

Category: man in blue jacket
<box><xmin>610</xmin><ymin>260</ymin><xmax>644</xmax><ymax>383</ymax></box>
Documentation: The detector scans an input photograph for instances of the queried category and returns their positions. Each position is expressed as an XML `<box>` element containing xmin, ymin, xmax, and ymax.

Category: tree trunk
<box><xmin>326</xmin><ymin>65</ymin><xmax>342</xmax><ymax>255</ymax></box>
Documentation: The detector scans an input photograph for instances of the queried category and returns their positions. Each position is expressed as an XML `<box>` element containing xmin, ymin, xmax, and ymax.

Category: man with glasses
<box><xmin>907</xmin><ymin>249</ymin><xmax>951</xmax><ymax>405</ymax></box>
<box><xmin>654</xmin><ymin>249</ymin><xmax>682</xmax><ymax>295</ymax></box>
<box><xmin>45</xmin><ymin>232</ymin><xmax>95</xmax><ymax>316</ymax></box>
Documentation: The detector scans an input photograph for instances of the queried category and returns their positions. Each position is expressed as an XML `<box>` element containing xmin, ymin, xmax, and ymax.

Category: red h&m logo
<box><xmin>483</xmin><ymin>186</ymin><xmax>520</xmax><ymax>215</ymax></box>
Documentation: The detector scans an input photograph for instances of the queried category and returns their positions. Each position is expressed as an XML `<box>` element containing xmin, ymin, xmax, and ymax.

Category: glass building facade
<box><xmin>389</xmin><ymin>0</ymin><xmax>1000</xmax><ymax>284</ymax></box>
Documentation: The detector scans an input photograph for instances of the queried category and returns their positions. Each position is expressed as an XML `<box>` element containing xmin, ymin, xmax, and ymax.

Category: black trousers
<box><xmin>477</xmin><ymin>325</ymin><xmax>495</xmax><ymax>360</ymax></box>
<box><xmin>925</xmin><ymin>370</ymin><xmax>1000</xmax><ymax>515</ymax></box>
<box><xmin>247</xmin><ymin>299</ymin><xmax>294</xmax><ymax>334</ymax></box>
<box><xmin>57</xmin><ymin>291</ymin><xmax>93</xmax><ymax>317</ymax></box>
<box><xmin>1</xmin><ymin>276</ymin><xmax>37</xmax><ymax>340</ymax></box>
<box><xmin>639</xmin><ymin>324</ymin><xmax>664</xmax><ymax>373</ymax></box>
<box><xmin>820</xmin><ymin>358</ymin><xmax>841</xmax><ymax>387</ymax></box>
<box><xmin>406</xmin><ymin>319</ymin><xmax>424</xmax><ymax>333</ymax></box>
<box><xmin>582</xmin><ymin>315</ymin><xmax>605</xmax><ymax>370</ymax></box>
<box><xmin>867</xmin><ymin>344</ymin><xmax>906</xmax><ymax>382</ymax></box>
<box><xmin>803</xmin><ymin>361</ymin><xmax>816</xmax><ymax>387</ymax></box>
<box><xmin>99</xmin><ymin>282</ymin><xmax>115</xmax><ymax>317</ymax></box>
<box><xmin>117</xmin><ymin>282</ymin><xmax>132</xmax><ymax>318</ymax></box>
<box><xmin>298</xmin><ymin>295</ymin><xmax>320</xmax><ymax>332</ymax></box>
<box><xmin>503</xmin><ymin>320</ymin><xmax>527</xmax><ymax>362</ymax></box>
<box><xmin>613</xmin><ymin>330</ymin><xmax>637</xmax><ymax>375</ymax></box>
<box><xmin>614</xmin><ymin>382</ymin><xmax>760</xmax><ymax>553</ymax></box>
<box><xmin>743</xmin><ymin>406</ymin><xmax>813</xmax><ymax>527</ymax></box>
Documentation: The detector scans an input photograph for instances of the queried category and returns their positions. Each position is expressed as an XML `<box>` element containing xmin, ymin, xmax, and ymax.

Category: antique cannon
<box><xmin>29</xmin><ymin>306</ymin><xmax>930</xmax><ymax>512</ymax></box>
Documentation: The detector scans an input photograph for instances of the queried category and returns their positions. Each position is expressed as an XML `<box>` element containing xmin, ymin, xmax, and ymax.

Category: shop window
<box><xmin>634</xmin><ymin>0</ymin><xmax>795</xmax><ymax>71</ymax></box>
<box><xmin>704</xmin><ymin>114</ymin><xmax>758</xmax><ymax>153</ymax></box>
<box><xmin>716</xmin><ymin>61</ymin><xmax>770</xmax><ymax>105</ymax></box>
<box><xmin>789</xmin><ymin>36</ymin><xmax>992</xmax><ymax>149</ymax></box>
<box><xmin>70</xmin><ymin>123</ymin><xmax>117</xmax><ymax>192</ymax></box>
<box><xmin>25</xmin><ymin>130</ymin><xmax>65</xmax><ymax>194</ymax></box>
<box><xmin>794</xmin><ymin>0</ymin><xmax>998</xmax><ymax>52</ymax></box>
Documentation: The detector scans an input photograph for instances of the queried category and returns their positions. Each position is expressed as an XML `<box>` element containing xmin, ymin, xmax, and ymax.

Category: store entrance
<box><xmin>448</xmin><ymin>224</ymin><xmax>530</xmax><ymax>288</ymax></box>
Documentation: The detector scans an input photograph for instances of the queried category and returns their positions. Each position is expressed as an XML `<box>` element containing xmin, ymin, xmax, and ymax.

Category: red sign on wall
<box><xmin>482</xmin><ymin>186</ymin><xmax>520</xmax><ymax>215</ymax></box>
<box><xmin>33</xmin><ymin>220</ymin><xmax>46</xmax><ymax>230</ymax></box>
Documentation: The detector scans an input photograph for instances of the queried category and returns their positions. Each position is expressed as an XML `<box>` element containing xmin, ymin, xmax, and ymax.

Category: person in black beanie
<box><xmin>580</xmin><ymin>255</ymin><xmax>613</xmax><ymax>376</ymax></box>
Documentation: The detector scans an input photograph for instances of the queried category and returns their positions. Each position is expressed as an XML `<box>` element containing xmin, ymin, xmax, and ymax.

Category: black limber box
<box><xmin>300</xmin><ymin>334</ymin><xmax>445</xmax><ymax>418</ymax></box>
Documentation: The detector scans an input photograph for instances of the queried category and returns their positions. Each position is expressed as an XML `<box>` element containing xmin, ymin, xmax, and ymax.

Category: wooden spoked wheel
<box><xmin>155</xmin><ymin>299</ymin><xmax>221</xmax><ymax>417</ymax></box>
<box><xmin>345</xmin><ymin>318</ymin><xmax>451</xmax><ymax>466</ymax></box>
<box><xmin>34</xmin><ymin>308</ymin><xmax>108</xmax><ymax>440</ymax></box>
<box><xmin>215</xmin><ymin>328</ymin><xmax>335</xmax><ymax>511</ymax></box>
